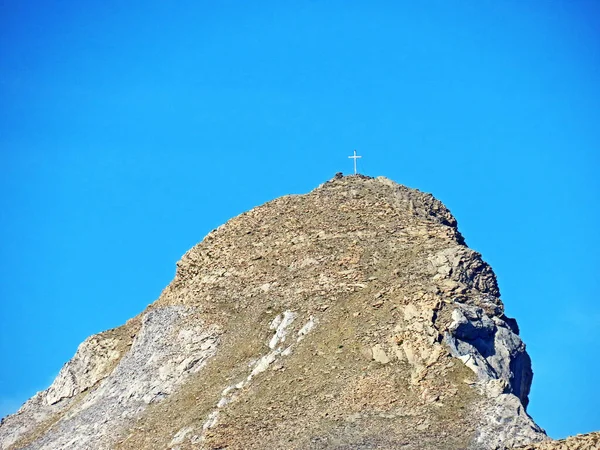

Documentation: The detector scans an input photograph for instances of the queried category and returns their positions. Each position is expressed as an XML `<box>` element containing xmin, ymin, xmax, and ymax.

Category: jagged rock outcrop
<box><xmin>0</xmin><ymin>175</ymin><xmax>584</xmax><ymax>449</ymax></box>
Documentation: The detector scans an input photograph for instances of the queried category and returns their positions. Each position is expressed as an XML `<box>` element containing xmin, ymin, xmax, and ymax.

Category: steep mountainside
<box><xmin>1</xmin><ymin>175</ymin><xmax>588</xmax><ymax>449</ymax></box>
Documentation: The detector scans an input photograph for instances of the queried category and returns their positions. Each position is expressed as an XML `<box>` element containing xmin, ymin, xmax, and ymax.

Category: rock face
<box><xmin>0</xmin><ymin>175</ymin><xmax>585</xmax><ymax>449</ymax></box>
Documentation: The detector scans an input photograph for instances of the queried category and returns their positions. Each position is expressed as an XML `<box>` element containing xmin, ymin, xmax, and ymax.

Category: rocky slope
<box><xmin>0</xmin><ymin>175</ymin><xmax>590</xmax><ymax>449</ymax></box>
<box><xmin>516</xmin><ymin>432</ymin><xmax>600</xmax><ymax>450</ymax></box>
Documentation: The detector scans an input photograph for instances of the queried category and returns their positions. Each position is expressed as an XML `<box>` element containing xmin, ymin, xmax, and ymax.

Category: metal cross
<box><xmin>348</xmin><ymin>149</ymin><xmax>362</xmax><ymax>175</ymax></box>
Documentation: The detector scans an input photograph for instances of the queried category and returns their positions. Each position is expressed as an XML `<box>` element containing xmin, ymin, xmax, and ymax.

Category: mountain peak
<box><xmin>0</xmin><ymin>176</ymin><xmax>558</xmax><ymax>449</ymax></box>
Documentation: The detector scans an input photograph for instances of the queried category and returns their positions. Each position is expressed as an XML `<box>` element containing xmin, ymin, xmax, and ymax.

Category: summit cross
<box><xmin>348</xmin><ymin>149</ymin><xmax>362</xmax><ymax>175</ymax></box>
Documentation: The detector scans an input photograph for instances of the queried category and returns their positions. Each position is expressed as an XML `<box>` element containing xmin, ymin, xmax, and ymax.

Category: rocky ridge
<box><xmin>0</xmin><ymin>175</ymin><xmax>591</xmax><ymax>449</ymax></box>
<box><xmin>517</xmin><ymin>432</ymin><xmax>600</xmax><ymax>450</ymax></box>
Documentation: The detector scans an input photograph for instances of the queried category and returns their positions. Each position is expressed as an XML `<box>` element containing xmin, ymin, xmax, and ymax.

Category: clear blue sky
<box><xmin>1</xmin><ymin>0</ymin><xmax>598</xmax><ymax>439</ymax></box>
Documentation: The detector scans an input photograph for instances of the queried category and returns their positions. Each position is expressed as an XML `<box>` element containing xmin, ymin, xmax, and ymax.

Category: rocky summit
<box><xmin>0</xmin><ymin>175</ymin><xmax>594</xmax><ymax>449</ymax></box>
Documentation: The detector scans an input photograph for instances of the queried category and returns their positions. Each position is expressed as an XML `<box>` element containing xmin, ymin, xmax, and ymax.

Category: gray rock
<box><xmin>1</xmin><ymin>307</ymin><xmax>220</xmax><ymax>450</ymax></box>
<box><xmin>444</xmin><ymin>302</ymin><xmax>543</xmax><ymax>448</ymax></box>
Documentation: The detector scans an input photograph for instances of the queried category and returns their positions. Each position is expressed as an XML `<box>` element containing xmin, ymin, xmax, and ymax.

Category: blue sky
<box><xmin>1</xmin><ymin>0</ymin><xmax>598</xmax><ymax>439</ymax></box>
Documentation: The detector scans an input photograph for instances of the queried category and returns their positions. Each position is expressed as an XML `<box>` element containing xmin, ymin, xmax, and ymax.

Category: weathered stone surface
<box><xmin>0</xmin><ymin>318</ymin><xmax>140</xmax><ymax>449</ymax></box>
<box><xmin>516</xmin><ymin>432</ymin><xmax>600</xmax><ymax>450</ymax></box>
<box><xmin>1</xmin><ymin>308</ymin><xmax>219</xmax><ymax>449</ymax></box>
<box><xmin>1</xmin><ymin>175</ymin><xmax>590</xmax><ymax>450</ymax></box>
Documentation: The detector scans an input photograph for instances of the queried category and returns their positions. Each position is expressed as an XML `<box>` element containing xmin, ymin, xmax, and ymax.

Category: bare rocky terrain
<box><xmin>516</xmin><ymin>432</ymin><xmax>599</xmax><ymax>450</ymax></box>
<box><xmin>1</xmin><ymin>175</ymin><xmax>596</xmax><ymax>449</ymax></box>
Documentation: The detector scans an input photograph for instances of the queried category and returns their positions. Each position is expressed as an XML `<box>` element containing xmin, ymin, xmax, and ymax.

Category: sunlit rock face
<box><xmin>0</xmin><ymin>175</ymin><xmax>561</xmax><ymax>450</ymax></box>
